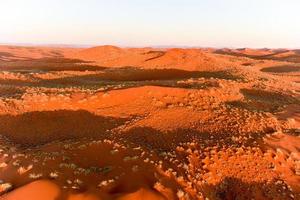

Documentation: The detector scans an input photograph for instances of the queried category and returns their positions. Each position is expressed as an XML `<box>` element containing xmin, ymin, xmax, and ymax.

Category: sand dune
<box><xmin>215</xmin><ymin>48</ymin><xmax>300</xmax><ymax>63</ymax></box>
<box><xmin>70</xmin><ymin>46</ymin><xmax>254</xmax><ymax>71</ymax></box>
<box><xmin>0</xmin><ymin>45</ymin><xmax>299</xmax><ymax>200</ymax></box>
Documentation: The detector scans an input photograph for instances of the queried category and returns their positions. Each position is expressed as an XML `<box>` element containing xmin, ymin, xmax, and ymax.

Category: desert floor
<box><xmin>0</xmin><ymin>45</ymin><xmax>299</xmax><ymax>200</ymax></box>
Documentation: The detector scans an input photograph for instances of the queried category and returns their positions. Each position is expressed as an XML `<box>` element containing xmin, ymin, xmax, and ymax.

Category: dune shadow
<box><xmin>48</xmin><ymin>67</ymin><xmax>243</xmax><ymax>82</ymax></box>
<box><xmin>202</xmin><ymin>176</ymin><xmax>295</xmax><ymax>200</ymax></box>
<box><xmin>0</xmin><ymin>85</ymin><xmax>26</xmax><ymax>99</ymax></box>
<box><xmin>261</xmin><ymin>65</ymin><xmax>300</xmax><ymax>73</ymax></box>
<box><xmin>119</xmin><ymin>127</ymin><xmax>210</xmax><ymax>151</ymax></box>
<box><xmin>143</xmin><ymin>50</ymin><xmax>166</xmax><ymax>61</ymax></box>
<box><xmin>34</xmin><ymin>68</ymin><xmax>243</xmax><ymax>90</ymax></box>
<box><xmin>226</xmin><ymin>88</ymin><xmax>299</xmax><ymax>113</ymax></box>
<box><xmin>0</xmin><ymin>68</ymin><xmax>243</xmax><ymax>91</ymax></box>
<box><xmin>0</xmin><ymin>110</ymin><xmax>128</xmax><ymax>147</ymax></box>
<box><xmin>0</xmin><ymin>58</ymin><xmax>104</xmax><ymax>72</ymax></box>
<box><xmin>119</xmin><ymin>126</ymin><xmax>270</xmax><ymax>152</ymax></box>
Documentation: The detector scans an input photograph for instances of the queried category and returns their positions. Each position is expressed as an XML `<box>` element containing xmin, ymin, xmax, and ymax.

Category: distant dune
<box><xmin>68</xmin><ymin>45</ymin><xmax>248</xmax><ymax>71</ymax></box>
<box><xmin>215</xmin><ymin>48</ymin><xmax>300</xmax><ymax>63</ymax></box>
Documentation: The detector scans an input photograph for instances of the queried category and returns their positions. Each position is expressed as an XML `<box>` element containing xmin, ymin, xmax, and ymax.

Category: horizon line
<box><xmin>0</xmin><ymin>42</ymin><xmax>299</xmax><ymax>50</ymax></box>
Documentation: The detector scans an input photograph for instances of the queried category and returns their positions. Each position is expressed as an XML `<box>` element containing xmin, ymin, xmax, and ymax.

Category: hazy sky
<box><xmin>1</xmin><ymin>0</ymin><xmax>300</xmax><ymax>48</ymax></box>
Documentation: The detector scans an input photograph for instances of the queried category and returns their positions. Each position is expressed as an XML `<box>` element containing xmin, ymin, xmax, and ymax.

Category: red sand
<box><xmin>0</xmin><ymin>45</ymin><xmax>299</xmax><ymax>200</ymax></box>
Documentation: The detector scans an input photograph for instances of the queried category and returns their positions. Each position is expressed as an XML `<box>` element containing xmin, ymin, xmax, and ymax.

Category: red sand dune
<box><xmin>0</xmin><ymin>45</ymin><xmax>299</xmax><ymax>200</ymax></box>
<box><xmin>0</xmin><ymin>45</ymin><xmax>80</xmax><ymax>61</ymax></box>
<box><xmin>70</xmin><ymin>45</ymin><xmax>253</xmax><ymax>71</ymax></box>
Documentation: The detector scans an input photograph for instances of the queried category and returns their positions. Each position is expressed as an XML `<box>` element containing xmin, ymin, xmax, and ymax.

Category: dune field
<box><xmin>0</xmin><ymin>45</ymin><xmax>299</xmax><ymax>200</ymax></box>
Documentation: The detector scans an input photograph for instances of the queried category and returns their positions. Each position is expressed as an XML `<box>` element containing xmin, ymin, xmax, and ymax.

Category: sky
<box><xmin>0</xmin><ymin>0</ymin><xmax>300</xmax><ymax>48</ymax></box>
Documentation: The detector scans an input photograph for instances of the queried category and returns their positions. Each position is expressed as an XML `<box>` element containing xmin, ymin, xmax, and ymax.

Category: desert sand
<box><xmin>0</xmin><ymin>45</ymin><xmax>299</xmax><ymax>200</ymax></box>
